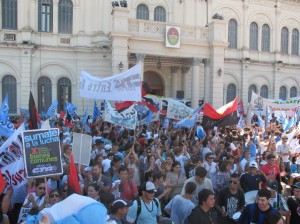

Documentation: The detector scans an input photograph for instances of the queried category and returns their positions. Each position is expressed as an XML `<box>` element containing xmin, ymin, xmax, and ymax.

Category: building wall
<box><xmin>0</xmin><ymin>0</ymin><xmax>299</xmax><ymax>115</ymax></box>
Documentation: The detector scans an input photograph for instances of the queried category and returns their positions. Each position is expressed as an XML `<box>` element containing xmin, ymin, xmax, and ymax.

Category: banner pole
<box><xmin>44</xmin><ymin>177</ymin><xmax>48</xmax><ymax>195</ymax></box>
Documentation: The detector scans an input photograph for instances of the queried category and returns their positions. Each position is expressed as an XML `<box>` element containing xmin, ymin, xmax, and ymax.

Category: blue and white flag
<box><xmin>174</xmin><ymin>104</ymin><xmax>204</xmax><ymax>128</ymax></box>
<box><xmin>20</xmin><ymin>108</ymin><xmax>30</xmax><ymax>118</ymax></box>
<box><xmin>46</xmin><ymin>99</ymin><xmax>58</xmax><ymax>118</ymax></box>
<box><xmin>82</xmin><ymin>107</ymin><xmax>88</xmax><ymax>126</ymax></box>
<box><xmin>257</xmin><ymin>115</ymin><xmax>265</xmax><ymax>128</ymax></box>
<box><xmin>237</xmin><ymin>116</ymin><xmax>244</xmax><ymax>129</ymax></box>
<box><xmin>0</xmin><ymin>119</ymin><xmax>14</xmax><ymax>138</ymax></box>
<box><xmin>0</xmin><ymin>94</ymin><xmax>9</xmax><ymax>122</ymax></box>
<box><xmin>284</xmin><ymin>117</ymin><xmax>295</xmax><ymax>133</ymax></box>
<box><xmin>276</xmin><ymin>111</ymin><xmax>286</xmax><ymax>124</ymax></box>
<box><xmin>93</xmin><ymin>101</ymin><xmax>100</xmax><ymax>122</ymax></box>
<box><xmin>64</xmin><ymin>102</ymin><xmax>77</xmax><ymax>118</ymax></box>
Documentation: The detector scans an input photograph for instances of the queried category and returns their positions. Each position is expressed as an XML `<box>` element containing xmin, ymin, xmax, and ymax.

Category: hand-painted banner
<box><xmin>0</xmin><ymin>124</ymin><xmax>27</xmax><ymax>204</ymax></box>
<box><xmin>22</xmin><ymin>128</ymin><xmax>63</xmax><ymax>178</ymax></box>
<box><xmin>104</xmin><ymin>101</ymin><xmax>137</xmax><ymax>130</ymax></box>
<box><xmin>166</xmin><ymin>99</ymin><xmax>193</xmax><ymax>120</ymax></box>
<box><xmin>250</xmin><ymin>91</ymin><xmax>300</xmax><ymax>113</ymax></box>
<box><xmin>80</xmin><ymin>64</ymin><xmax>142</xmax><ymax>101</ymax></box>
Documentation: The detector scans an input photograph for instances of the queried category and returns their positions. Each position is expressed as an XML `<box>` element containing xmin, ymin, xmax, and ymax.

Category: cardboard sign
<box><xmin>22</xmin><ymin>128</ymin><xmax>63</xmax><ymax>178</ymax></box>
<box><xmin>17</xmin><ymin>207</ymin><xmax>31</xmax><ymax>223</ymax></box>
<box><xmin>72</xmin><ymin>133</ymin><xmax>92</xmax><ymax>166</ymax></box>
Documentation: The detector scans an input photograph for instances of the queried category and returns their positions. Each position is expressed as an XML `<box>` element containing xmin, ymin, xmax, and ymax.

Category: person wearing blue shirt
<box><xmin>126</xmin><ymin>181</ymin><xmax>162</xmax><ymax>224</ymax></box>
<box><xmin>239</xmin><ymin>189</ymin><xmax>281</xmax><ymax>224</ymax></box>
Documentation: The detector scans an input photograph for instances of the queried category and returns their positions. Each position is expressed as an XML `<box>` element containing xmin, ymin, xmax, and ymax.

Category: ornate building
<box><xmin>0</xmin><ymin>0</ymin><xmax>300</xmax><ymax>115</ymax></box>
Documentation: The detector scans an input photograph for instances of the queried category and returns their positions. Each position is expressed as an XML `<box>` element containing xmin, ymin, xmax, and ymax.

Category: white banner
<box><xmin>166</xmin><ymin>99</ymin><xmax>193</xmax><ymax>120</ymax></box>
<box><xmin>104</xmin><ymin>101</ymin><xmax>137</xmax><ymax>130</ymax></box>
<box><xmin>72</xmin><ymin>133</ymin><xmax>92</xmax><ymax>166</ymax></box>
<box><xmin>0</xmin><ymin>124</ymin><xmax>27</xmax><ymax>204</ymax></box>
<box><xmin>80</xmin><ymin>64</ymin><xmax>142</xmax><ymax>101</ymax></box>
<box><xmin>250</xmin><ymin>91</ymin><xmax>300</xmax><ymax>113</ymax></box>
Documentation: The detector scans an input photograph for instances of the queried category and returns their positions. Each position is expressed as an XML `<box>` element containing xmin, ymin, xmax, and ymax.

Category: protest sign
<box><xmin>0</xmin><ymin>124</ymin><xmax>27</xmax><ymax>204</ymax></box>
<box><xmin>22</xmin><ymin>128</ymin><xmax>63</xmax><ymax>178</ymax></box>
<box><xmin>104</xmin><ymin>101</ymin><xmax>137</xmax><ymax>129</ymax></box>
<box><xmin>80</xmin><ymin>64</ymin><xmax>142</xmax><ymax>101</ymax></box>
<box><xmin>72</xmin><ymin>132</ymin><xmax>92</xmax><ymax>166</ymax></box>
<box><xmin>17</xmin><ymin>207</ymin><xmax>31</xmax><ymax>223</ymax></box>
<box><xmin>166</xmin><ymin>99</ymin><xmax>193</xmax><ymax>120</ymax></box>
<box><xmin>250</xmin><ymin>91</ymin><xmax>300</xmax><ymax>113</ymax></box>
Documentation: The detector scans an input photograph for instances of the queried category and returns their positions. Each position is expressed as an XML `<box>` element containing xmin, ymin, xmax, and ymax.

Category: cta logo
<box><xmin>32</xmin><ymin>165</ymin><xmax>57</xmax><ymax>174</ymax></box>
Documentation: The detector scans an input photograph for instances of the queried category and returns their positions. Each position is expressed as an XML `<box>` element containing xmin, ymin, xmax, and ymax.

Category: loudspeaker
<box><xmin>176</xmin><ymin>91</ymin><xmax>184</xmax><ymax>98</ymax></box>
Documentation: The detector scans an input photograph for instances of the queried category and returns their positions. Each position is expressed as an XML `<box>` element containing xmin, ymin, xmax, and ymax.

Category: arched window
<box><xmin>57</xmin><ymin>77</ymin><xmax>71</xmax><ymax>112</ymax></box>
<box><xmin>38</xmin><ymin>0</ymin><xmax>53</xmax><ymax>32</ymax></box>
<box><xmin>38</xmin><ymin>76</ymin><xmax>52</xmax><ymax>113</ymax></box>
<box><xmin>249</xmin><ymin>22</ymin><xmax>258</xmax><ymax>51</ymax></box>
<box><xmin>136</xmin><ymin>4</ymin><xmax>149</xmax><ymax>20</ymax></box>
<box><xmin>248</xmin><ymin>84</ymin><xmax>257</xmax><ymax>102</ymax></box>
<box><xmin>2</xmin><ymin>75</ymin><xmax>16</xmax><ymax>113</ymax></box>
<box><xmin>228</xmin><ymin>19</ymin><xmax>237</xmax><ymax>49</ymax></box>
<box><xmin>58</xmin><ymin>0</ymin><xmax>73</xmax><ymax>34</ymax></box>
<box><xmin>290</xmin><ymin>86</ymin><xmax>297</xmax><ymax>98</ymax></box>
<box><xmin>261</xmin><ymin>24</ymin><xmax>270</xmax><ymax>52</ymax></box>
<box><xmin>260</xmin><ymin>85</ymin><xmax>268</xmax><ymax>98</ymax></box>
<box><xmin>226</xmin><ymin>84</ymin><xmax>236</xmax><ymax>103</ymax></box>
<box><xmin>154</xmin><ymin>6</ymin><xmax>166</xmax><ymax>22</ymax></box>
<box><xmin>281</xmin><ymin>27</ymin><xmax>289</xmax><ymax>54</ymax></box>
<box><xmin>279</xmin><ymin>86</ymin><xmax>287</xmax><ymax>100</ymax></box>
<box><xmin>2</xmin><ymin>0</ymin><xmax>17</xmax><ymax>29</ymax></box>
<box><xmin>292</xmin><ymin>29</ymin><xmax>299</xmax><ymax>56</ymax></box>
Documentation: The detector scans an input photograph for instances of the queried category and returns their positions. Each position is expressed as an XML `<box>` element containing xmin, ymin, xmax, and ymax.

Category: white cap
<box><xmin>143</xmin><ymin>181</ymin><xmax>157</xmax><ymax>193</ymax></box>
<box><xmin>249</xmin><ymin>161</ymin><xmax>258</xmax><ymax>169</ymax></box>
<box><xmin>104</xmin><ymin>144</ymin><xmax>112</xmax><ymax>150</ymax></box>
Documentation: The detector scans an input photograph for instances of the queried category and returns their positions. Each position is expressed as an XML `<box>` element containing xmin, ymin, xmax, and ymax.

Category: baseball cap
<box><xmin>249</xmin><ymin>161</ymin><xmax>258</xmax><ymax>169</ymax></box>
<box><xmin>111</xmin><ymin>199</ymin><xmax>128</xmax><ymax>212</ymax></box>
<box><xmin>142</xmin><ymin>181</ymin><xmax>157</xmax><ymax>193</ymax></box>
<box><xmin>104</xmin><ymin>144</ymin><xmax>112</xmax><ymax>150</ymax></box>
<box><xmin>267</xmin><ymin>179</ymin><xmax>278</xmax><ymax>191</ymax></box>
<box><xmin>293</xmin><ymin>182</ymin><xmax>300</xmax><ymax>189</ymax></box>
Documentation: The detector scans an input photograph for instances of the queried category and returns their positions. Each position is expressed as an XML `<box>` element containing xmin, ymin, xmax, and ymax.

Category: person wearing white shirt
<box><xmin>102</xmin><ymin>152</ymin><xmax>115</xmax><ymax>173</ymax></box>
<box><xmin>276</xmin><ymin>135</ymin><xmax>291</xmax><ymax>173</ymax></box>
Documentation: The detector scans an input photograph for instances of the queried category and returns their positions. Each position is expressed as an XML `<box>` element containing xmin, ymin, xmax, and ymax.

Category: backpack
<box><xmin>135</xmin><ymin>197</ymin><xmax>159</xmax><ymax>223</ymax></box>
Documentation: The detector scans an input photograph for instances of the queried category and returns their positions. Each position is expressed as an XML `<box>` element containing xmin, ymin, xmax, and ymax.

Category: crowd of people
<box><xmin>1</xmin><ymin>114</ymin><xmax>300</xmax><ymax>224</ymax></box>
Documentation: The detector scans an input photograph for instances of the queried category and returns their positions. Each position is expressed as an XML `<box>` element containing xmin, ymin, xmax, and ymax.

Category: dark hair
<box><xmin>88</xmin><ymin>183</ymin><xmax>100</xmax><ymax>192</ymax></box>
<box><xmin>99</xmin><ymin>191</ymin><xmax>115</xmax><ymax>211</ymax></box>
<box><xmin>230</xmin><ymin>173</ymin><xmax>239</xmax><ymax>179</ymax></box>
<box><xmin>205</xmin><ymin>152</ymin><xmax>214</xmax><ymax>161</ymax></box>
<box><xmin>195</xmin><ymin>167</ymin><xmax>207</xmax><ymax>178</ymax></box>
<box><xmin>111</xmin><ymin>156</ymin><xmax>122</xmax><ymax>166</ymax></box>
<box><xmin>198</xmin><ymin>189</ymin><xmax>214</xmax><ymax>205</ymax></box>
<box><xmin>35</xmin><ymin>178</ymin><xmax>45</xmax><ymax>187</ymax></box>
<box><xmin>153</xmin><ymin>172</ymin><xmax>162</xmax><ymax>182</ymax></box>
<box><xmin>118</xmin><ymin>166</ymin><xmax>128</xmax><ymax>174</ymax></box>
<box><xmin>264</xmin><ymin>211</ymin><xmax>283</xmax><ymax>224</ymax></box>
<box><xmin>257</xmin><ymin>188</ymin><xmax>271</xmax><ymax>199</ymax></box>
<box><xmin>185</xmin><ymin>182</ymin><xmax>197</xmax><ymax>194</ymax></box>
<box><xmin>192</xmin><ymin>156</ymin><xmax>203</xmax><ymax>164</ymax></box>
<box><xmin>63</xmin><ymin>144</ymin><xmax>72</xmax><ymax>152</ymax></box>
<box><xmin>171</xmin><ymin>161</ymin><xmax>181</xmax><ymax>171</ymax></box>
<box><xmin>50</xmin><ymin>189</ymin><xmax>61</xmax><ymax>198</ymax></box>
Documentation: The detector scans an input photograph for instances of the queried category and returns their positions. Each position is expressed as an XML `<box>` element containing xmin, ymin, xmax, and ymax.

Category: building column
<box><xmin>182</xmin><ymin>66</ymin><xmax>191</xmax><ymax>99</ymax></box>
<box><xmin>136</xmin><ymin>54</ymin><xmax>145</xmax><ymax>81</ymax></box>
<box><xmin>171</xmin><ymin>66</ymin><xmax>179</xmax><ymax>98</ymax></box>
<box><xmin>191</xmin><ymin>58</ymin><xmax>201</xmax><ymax>108</ymax></box>
<box><xmin>53</xmin><ymin>1</ymin><xmax>58</xmax><ymax>33</ymax></box>
<box><xmin>203</xmin><ymin>59</ymin><xmax>209</xmax><ymax>101</ymax></box>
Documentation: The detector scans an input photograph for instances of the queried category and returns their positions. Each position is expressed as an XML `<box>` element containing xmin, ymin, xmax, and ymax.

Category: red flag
<box><xmin>29</xmin><ymin>92</ymin><xmax>40</xmax><ymax>129</ymax></box>
<box><xmin>0</xmin><ymin>170</ymin><xmax>5</xmax><ymax>194</ymax></box>
<box><xmin>202</xmin><ymin>98</ymin><xmax>239</xmax><ymax>130</ymax></box>
<box><xmin>68</xmin><ymin>154</ymin><xmax>81</xmax><ymax>195</ymax></box>
<box><xmin>65</xmin><ymin>112</ymin><xmax>73</xmax><ymax>127</ymax></box>
<box><xmin>59</xmin><ymin>110</ymin><xmax>65</xmax><ymax>119</ymax></box>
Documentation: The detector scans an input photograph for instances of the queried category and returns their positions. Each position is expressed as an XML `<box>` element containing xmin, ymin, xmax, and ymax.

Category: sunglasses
<box><xmin>38</xmin><ymin>187</ymin><xmax>46</xmax><ymax>190</ymax></box>
<box><xmin>62</xmin><ymin>189</ymin><xmax>67</xmax><ymax>193</ymax></box>
<box><xmin>229</xmin><ymin>180</ymin><xmax>238</xmax><ymax>185</ymax></box>
<box><xmin>50</xmin><ymin>194</ymin><xmax>60</xmax><ymax>199</ymax></box>
<box><xmin>208</xmin><ymin>157</ymin><xmax>214</xmax><ymax>160</ymax></box>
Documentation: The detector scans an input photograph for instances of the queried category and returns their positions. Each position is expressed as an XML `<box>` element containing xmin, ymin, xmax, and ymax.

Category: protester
<box><xmin>126</xmin><ymin>181</ymin><xmax>162</xmax><ymax>224</ymax></box>
<box><xmin>187</xmin><ymin>189</ymin><xmax>216</xmax><ymax>224</ymax></box>
<box><xmin>22</xmin><ymin>179</ymin><xmax>47</xmax><ymax>210</ymax></box>
<box><xmin>107</xmin><ymin>199</ymin><xmax>129</xmax><ymax>224</ymax></box>
<box><xmin>287</xmin><ymin>182</ymin><xmax>300</xmax><ymax>224</ymax></box>
<box><xmin>164</xmin><ymin>181</ymin><xmax>196</xmax><ymax>224</ymax></box>
<box><xmin>238</xmin><ymin>189</ymin><xmax>281</xmax><ymax>224</ymax></box>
